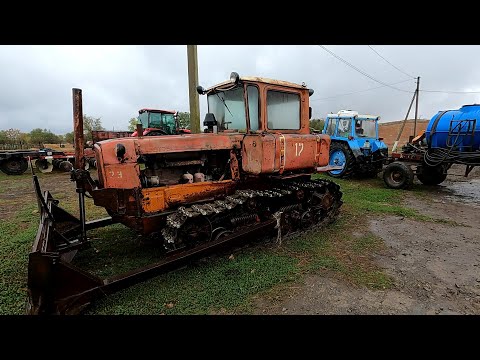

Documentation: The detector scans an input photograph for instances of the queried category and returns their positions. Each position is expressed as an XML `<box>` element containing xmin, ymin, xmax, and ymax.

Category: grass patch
<box><xmin>315</xmin><ymin>174</ymin><xmax>418</xmax><ymax>218</ymax></box>
<box><xmin>352</xmin><ymin>234</ymin><xmax>383</xmax><ymax>254</ymax></box>
<box><xmin>87</xmin><ymin>249</ymin><xmax>297</xmax><ymax>315</ymax></box>
<box><xmin>0</xmin><ymin>204</ymin><xmax>39</xmax><ymax>315</ymax></box>
<box><xmin>350</xmin><ymin>268</ymin><xmax>393</xmax><ymax>290</ymax></box>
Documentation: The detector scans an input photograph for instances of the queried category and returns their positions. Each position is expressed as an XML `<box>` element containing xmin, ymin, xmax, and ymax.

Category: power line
<box><xmin>311</xmin><ymin>79</ymin><xmax>413</xmax><ymax>102</ymax></box>
<box><xmin>421</xmin><ymin>89</ymin><xmax>480</xmax><ymax>94</ymax></box>
<box><xmin>317</xmin><ymin>45</ymin><xmax>414</xmax><ymax>93</ymax></box>
<box><xmin>367</xmin><ymin>45</ymin><xmax>416</xmax><ymax>79</ymax></box>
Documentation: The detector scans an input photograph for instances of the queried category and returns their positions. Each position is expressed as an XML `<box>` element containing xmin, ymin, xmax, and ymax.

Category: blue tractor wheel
<box><xmin>327</xmin><ymin>142</ymin><xmax>355</xmax><ymax>178</ymax></box>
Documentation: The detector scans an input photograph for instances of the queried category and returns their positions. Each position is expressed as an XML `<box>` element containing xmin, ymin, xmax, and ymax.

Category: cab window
<box><xmin>247</xmin><ymin>86</ymin><xmax>260</xmax><ymax>131</ymax></box>
<box><xmin>266</xmin><ymin>90</ymin><xmax>300</xmax><ymax>130</ymax></box>
<box><xmin>326</xmin><ymin>119</ymin><xmax>337</xmax><ymax>136</ymax></box>
<box><xmin>337</xmin><ymin>119</ymin><xmax>352</xmax><ymax>137</ymax></box>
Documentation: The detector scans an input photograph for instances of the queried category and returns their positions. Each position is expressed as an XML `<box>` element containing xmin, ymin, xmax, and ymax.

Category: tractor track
<box><xmin>161</xmin><ymin>178</ymin><xmax>343</xmax><ymax>252</ymax></box>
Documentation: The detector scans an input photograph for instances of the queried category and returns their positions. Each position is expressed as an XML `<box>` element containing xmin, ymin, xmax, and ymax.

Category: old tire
<box><xmin>35</xmin><ymin>159</ymin><xmax>53</xmax><ymax>173</ymax></box>
<box><xmin>327</xmin><ymin>142</ymin><xmax>355</xmax><ymax>178</ymax></box>
<box><xmin>0</xmin><ymin>157</ymin><xmax>28</xmax><ymax>175</ymax></box>
<box><xmin>383</xmin><ymin>162</ymin><xmax>414</xmax><ymax>189</ymax></box>
<box><xmin>417</xmin><ymin>165</ymin><xmax>447</xmax><ymax>185</ymax></box>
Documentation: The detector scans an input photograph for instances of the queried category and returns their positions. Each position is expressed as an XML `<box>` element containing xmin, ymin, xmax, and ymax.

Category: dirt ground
<box><xmin>0</xmin><ymin>170</ymin><xmax>74</xmax><ymax>221</ymax></box>
<box><xmin>254</xmin><ymin>165</ymin><xmax>480</xmax><ymax>315</ymax></box>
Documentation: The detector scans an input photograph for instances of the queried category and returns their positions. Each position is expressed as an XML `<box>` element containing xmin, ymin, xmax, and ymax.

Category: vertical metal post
<box><xmin>72</xmin><ymin>88</ymin><xmax>86</xmax><ymax>242</ymax></box>
<box><xmin>187</xmin><ymin>45</ymin><xmax>201</xmax><ymax>134</ymax></box>
<box><xmin>72</xmin><ymin>89</ymin><xmax>85</xmax><ymax>171</ymax></box>
<box><xmin>136</xmin><ymin>123</ymin><xmax>143</xmax><ymax>138</ymax></box>
<box><xmin>414</xmin><ymin>76</ymin><xmax>420</xmax><ymax>137</ymax></box>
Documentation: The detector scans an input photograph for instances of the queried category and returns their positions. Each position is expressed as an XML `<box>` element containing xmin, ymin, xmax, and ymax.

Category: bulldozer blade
<box><xmin>27</xmin><ymin>252</ymin><xmax>104</xmax><ymax>314</ymax></box>
<box><xmin>27</xmin><ymin>175</ymin><xmax>113</xmax><ymax>314</ymax></box>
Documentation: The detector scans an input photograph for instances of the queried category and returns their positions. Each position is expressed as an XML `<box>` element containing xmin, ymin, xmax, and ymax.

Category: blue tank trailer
<box><xmin>383</xmin><ymin>104</ymin><xmax>480</xmax><ymax>189</ymax></box>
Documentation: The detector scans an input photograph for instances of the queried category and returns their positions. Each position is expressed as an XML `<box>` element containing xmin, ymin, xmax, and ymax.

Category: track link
<box><xmin>161</xmin><ymin>178</ymin><xmax>343</xmax><ymax>251</ymax></box>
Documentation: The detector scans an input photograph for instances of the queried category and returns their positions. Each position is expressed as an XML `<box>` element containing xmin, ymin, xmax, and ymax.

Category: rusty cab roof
<box><xmin>206</xmin><ymin>76</ymin><xmax>308</xmax><ymax>93</ymax></box>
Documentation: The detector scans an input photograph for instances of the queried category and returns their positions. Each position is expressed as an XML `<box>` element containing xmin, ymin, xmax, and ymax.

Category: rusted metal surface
<box><xmin>241</xmin><ymin>133</ymin><xmax>331</xmax><ymax>175</ymax></box>
<box><xmin>102</xmin><ymin>163</ymin><xmax>141</xmax><ymax>189</ymax></box>
<box><xmin>391</xmin><ymin>151</ymin><xmax>423</xmax><ymax>162</ymax></box>
<box><xmin>187</xmin><ymin>45</ymin><xmax>201</xmax><ymax>134</ymax></box>
<box><xmin>133</xmin><ymin>134</ymin><xmax>243</xmax><ymax>154</ymax></box>
<box><xmin>72</xmin><ymin>89</ymin><xmax>85</xmax><ymax>172</ymax></box>
<box><xmin>241</xmin><ymin>134</ymin><xmax>275</xmax><ymax>174</ymax></box>
<box><xmin>91</xmin><ymin>130</ymin><xmax>133</xmax><ymax>143</ymax></box>
<box><xmin>278</xmin><ymin>134</ymin><xmax>286</xmax><ymax>174</ymax></box>
<box><xmin>135</xmin><ymin>123</ymin><xmax>143</xmax><ymax>138</ymax></box>
<box><xmin>315</xmin><ymin>135</ymin><xmax>330</xmax><ymax>167</ymax></box>
<box><xmin>229</xmin><ymin>150</ymin><xmax>240</xmax><ymax>180</ymax></box>
<box><xmin>206</xmin><ymin>76</ymin><xmax>308</xmax><ymax>93</ymax></box>
<box><xmin>141</xmin><ymin>180</ymin><xmax>235</xmax><ymax>215</ymax></box>
<box><xmin>94</xmin><ymin>135</ymin><xmax>242</xmax><ymax>188</ymax></box>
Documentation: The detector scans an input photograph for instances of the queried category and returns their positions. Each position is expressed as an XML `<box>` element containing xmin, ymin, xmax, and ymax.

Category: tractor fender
<box><xmin>340</xmin><ymin>140</ymin><xmax>363</xmax><ymax>158</ymax></box>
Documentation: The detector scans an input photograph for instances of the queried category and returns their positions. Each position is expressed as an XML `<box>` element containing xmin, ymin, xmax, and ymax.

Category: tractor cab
<box><xmin>132</xmin><ymin>109</ymin><xmax>191</xmax><ymax>136</ymax></box>
<box><xmin>323</xmin><ymin>110</ymin><xmax>388</xmax><ymax>178</ymax></box>
<box><xmin>197</xmin><ymin>72</ymin><xmax>315</xmax><ymax>135</ymax></box>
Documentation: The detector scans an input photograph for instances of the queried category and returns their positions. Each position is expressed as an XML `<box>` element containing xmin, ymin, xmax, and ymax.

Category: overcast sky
<box><xmin>1</xmin><ymin>45</ymin><xmax>480</xmax><ymax>134</ymax></box>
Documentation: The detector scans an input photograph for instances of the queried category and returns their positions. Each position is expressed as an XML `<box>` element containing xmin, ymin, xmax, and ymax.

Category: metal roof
<box><xmin>206</xmin><ymin>76</ymin><xmax>308</xmax><ymax>92</ymax></box>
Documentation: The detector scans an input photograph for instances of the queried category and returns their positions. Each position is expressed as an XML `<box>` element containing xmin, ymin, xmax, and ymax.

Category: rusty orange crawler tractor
<box><xmin>27</xmin><ymin>72</ymin><xmax>343</xmax><ymax>314</ymax></box>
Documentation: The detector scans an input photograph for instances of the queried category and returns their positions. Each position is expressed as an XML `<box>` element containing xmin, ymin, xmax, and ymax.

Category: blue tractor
<box><xmin>322</xmin><ymin>110</ymin><xmax>388</xmax><ymax>178</ymax></box>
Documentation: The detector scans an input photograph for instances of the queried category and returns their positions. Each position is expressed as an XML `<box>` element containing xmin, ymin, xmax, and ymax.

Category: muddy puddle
<box><xmin>439</xmin><ymin>178</ymin><xmax>480</xmax><ymax>207</ymax></box>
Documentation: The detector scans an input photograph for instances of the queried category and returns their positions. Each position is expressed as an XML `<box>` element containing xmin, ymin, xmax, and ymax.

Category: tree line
<box><xmin>0</xmin><ymin>115</ymin><xmax>104</xmax><ymax>148</ymax></box>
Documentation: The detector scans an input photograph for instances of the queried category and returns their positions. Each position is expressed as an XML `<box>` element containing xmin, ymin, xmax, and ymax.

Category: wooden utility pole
<box><xmin>391</xmin><ymin>91</ymin><xmax>417</xmax><ymax>153</ymax></box>
<box><xmin>187</xmin><ymin>45</ymin><xmax>201</xmax><ymax>133</ymax></box>
<box><xmin>414</xmin><ymin>76</ymin><xmax>420</xmax><ymax>137</ymax></box>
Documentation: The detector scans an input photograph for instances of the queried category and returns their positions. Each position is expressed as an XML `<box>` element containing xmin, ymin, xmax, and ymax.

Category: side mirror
<box><xmin>309</xmin><ymin>107</ymin><xmax>312</xmax><ymax>119</ymax></box>
<box><xmin>196</xmin><ymin>86</ymin><xmax>206</xmax><ymax>95</ymax></box>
